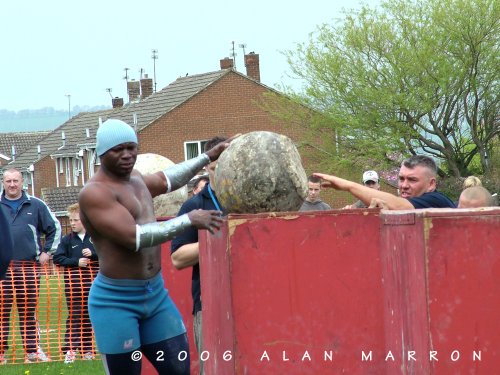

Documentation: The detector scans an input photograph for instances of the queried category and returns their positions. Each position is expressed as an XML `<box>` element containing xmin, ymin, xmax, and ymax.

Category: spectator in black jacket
<box><xmin>0</xmin><ymin>208</ymin><xmax>13</xmax><ymax>280</ymax></box>
<box><xmin>171</xmin><ymin>136</ymin><xmax>227</xmax><ymax>375</ymax></box>
<box><xmin>0</xmin><ymin>168</ymin><xmax>61</xmax><ymax>364</ymax></box>
<box><xmin>53</xmin><ymin>203</ymin><xmax>98</xmax><ymax>363</ymax></box>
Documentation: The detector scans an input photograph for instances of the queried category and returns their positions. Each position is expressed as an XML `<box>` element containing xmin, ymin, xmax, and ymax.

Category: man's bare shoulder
<box><xmin>79</xmin><ymin>179</ymin><xmax>116</xmax><ymax>205</ymax></box>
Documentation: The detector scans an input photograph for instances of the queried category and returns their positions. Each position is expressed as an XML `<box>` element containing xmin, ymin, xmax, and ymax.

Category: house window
<box><xmin>184</xmin><ymin>140</ymin><xmax>208</xmax><ymax>160</ymax></box>
<box><xmin>86</xmin><ymin>148</ymin><xmax>100</xmax><ymax>178</ymax></box>
<box><xmin>65</xmin><ymin>158</ymin><xmax>71</xmax><ymax>187</ymax></box>
<box><xmin>23</xmin><ymin>172</ymin><xmax>31</xmax><ymax>190</ymax></box>
<box><xmin>59</xmin><ymin>158</ymin><xmax>64</xmax><ymax>174</ymax></box>
<box><xmin>72</xmin><ymin>158</ymin><xmax>80</xmax><ymax>186</ymax></box>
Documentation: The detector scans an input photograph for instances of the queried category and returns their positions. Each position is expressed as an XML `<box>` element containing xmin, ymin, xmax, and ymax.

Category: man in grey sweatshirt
<box><xmin>299</xmin><ymin>175</ymin><xmax>331</xmax><ymax>211</ymax></box>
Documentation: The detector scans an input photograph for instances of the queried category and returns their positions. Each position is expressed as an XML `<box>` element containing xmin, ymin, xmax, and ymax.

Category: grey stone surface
<box><xmin>214</xmin><ymin>131</ymin><xmax>307</xmax><ymax>213</ymax></box>
<box><xmin>134</xmin><ymin>153</ymin><xmax>187</xmax><ymax>217</ymax></box>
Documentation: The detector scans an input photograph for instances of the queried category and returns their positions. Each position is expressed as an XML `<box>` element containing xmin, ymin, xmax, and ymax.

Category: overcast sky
<box><xmin>0</xmin><ymin>0</ymin><xmax>379</xmax><ymax>112</ymax></box>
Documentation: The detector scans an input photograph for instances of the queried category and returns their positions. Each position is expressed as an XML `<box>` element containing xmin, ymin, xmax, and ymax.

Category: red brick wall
<box><xmin>33</xmin><ymin>156</ymin><xmax>58</xmax><ymax>197</ymax></box>
<box><xmin>27</xmin><ymin>71</ymin><xmax>390</xmax><ymax>209</ymax></box>
<box><xmin>139</xmin><ymin>73</ymin><xmax>303</xmax><ymax>162</ymax></box>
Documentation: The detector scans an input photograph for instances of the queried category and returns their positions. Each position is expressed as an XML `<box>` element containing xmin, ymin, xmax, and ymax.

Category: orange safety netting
<box><xmin>0</xmin><ymin>260</ymin><xmax>99</xmax><ymax>365</ymax></box>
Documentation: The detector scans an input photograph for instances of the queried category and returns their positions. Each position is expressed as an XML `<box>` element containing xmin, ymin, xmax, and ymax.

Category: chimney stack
<box><xmin>112</xmin><ymin>97</ymin><xmax>124</xmax><ymax>108</ymax></box>
<box><xmin>127</xmin><ymin>80</ymin><xmax>141</xmax><ymax>102</ymax></box>
<box><xmin>245</xmin><ymin>52</ymin><xmax>260</xmax><ymax>82</ymax></box>
<box><xmin>220</xmin><ymin>57</ymin><xmax>234</xmax><ymax>70</ymax></box>
<box><xmin>140</xmin><ymin>74</ymin><xmax>153</xmax><ymax>99</ymax></box>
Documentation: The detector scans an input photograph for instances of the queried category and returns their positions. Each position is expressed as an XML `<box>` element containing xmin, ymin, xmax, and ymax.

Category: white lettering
<box><xmin>362</xmin><ymin>351</ymin><xmax>372</xmax><ymax>361</ymax></box>
<box><xmin>250</xmin><ymin>348</ymin><xmax>481</xmax><ymax>363</ymax></box>
<box><xmin>223</xmin><ymin>350</ymin><xmax>232</xmax><ymax>361</ymax></box>
<box><xmin>178</xmin><ymin>351</ymin><xmax>188</xmax><ymax>361</ymax></box>
<box><xmin>200</xmin><ymin>351</ymin><xmax>210</xmax><ymax>361</ymax></box>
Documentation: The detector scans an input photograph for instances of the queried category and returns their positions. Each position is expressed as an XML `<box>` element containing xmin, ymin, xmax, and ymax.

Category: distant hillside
<box><xmin>0</xmin><ymin>106</ymin><xmax>110</xmax><ymax>133</ymax></box>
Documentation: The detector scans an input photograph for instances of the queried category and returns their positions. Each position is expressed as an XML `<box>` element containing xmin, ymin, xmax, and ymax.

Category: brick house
<box><xmin>0</xmin><ymin>131</ymin><xmax>50</xmax><ymax>167</ymax></box>
<box><xmin>2</xmin><ymin>53</ymin><xmax>326</xmax><ymax>224</ymax></box>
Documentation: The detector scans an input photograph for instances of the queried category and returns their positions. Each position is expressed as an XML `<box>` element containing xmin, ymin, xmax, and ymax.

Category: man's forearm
<box><xmin>348</xmin><ymin>184</ymin><xmax>413</xmax><ymax>210</ymax></box>
<box><xmin>136</xmin><ymin>215</ymin><xmax>192</xmax><ymax>251</ymax></box>
<box><xmin>171</xmin><ymin>243</ymin><xmax>199</xmax><ymax>269</ymax></box>
<box><xmin>163</xmin><ymin>154</ymin><xmax>210</xmax><ymax>192</ymax></box>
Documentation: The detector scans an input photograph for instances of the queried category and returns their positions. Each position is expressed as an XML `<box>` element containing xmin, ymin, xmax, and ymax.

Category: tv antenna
<box><xmin>106</xmin><ymin>88</ymin><xmax>113</xmax><ymax>98</ymax></box>
<box><xmin>230</xmin><ymin>41</ymin><xmax>237</xmax><ymax>69</ymax></box>
<box><xmin>123</xmin><ymin>67</ymin><xmax>130</xmax><ymax>82</ymax></box>
<box><xmin>151</xmin><ymin>49</ymin><xmax>158</xmax><ymax>92</ymax></box>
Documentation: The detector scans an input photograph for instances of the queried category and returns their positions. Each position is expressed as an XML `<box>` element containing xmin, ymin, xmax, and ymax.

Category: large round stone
<box><xmin>214</xmin><ymin>131</ymin><xmax>307</xmax><ymax>213</ymax></box>
<box><xmin>134</xmin><ymin>153</ymin><xmax>187</xmax><ymax>217</ymax></box>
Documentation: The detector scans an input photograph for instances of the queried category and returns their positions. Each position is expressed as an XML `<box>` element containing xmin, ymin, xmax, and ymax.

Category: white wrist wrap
<box><xmin>135</xmin><ymin>214</ymin><xmax>192</xmax><ymax>251</ymax></box>
<box><xmin>163</xmin><ymin>153</ymin><xmax>211</xmax><ymax>192</ymax></box>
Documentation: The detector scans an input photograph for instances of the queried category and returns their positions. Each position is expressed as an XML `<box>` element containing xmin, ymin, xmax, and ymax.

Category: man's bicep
<box><xmin>389</xmin><ymin>196</ymin><xmax>415</xmax><ymax>210</ymax></box>
<box><xmin>142</xmin><ymin>172</ymin><xmax>168</xmax><ymax>198</ymax></box>
<box><xmin>80</xmin><ymin>188</ymin><xmax>137</xmax><ymax>248</ymax></box>
<box><xmin>171</xmin><ymin>242</ymin><xmax>200</xmax><ymax>269</ymax></box>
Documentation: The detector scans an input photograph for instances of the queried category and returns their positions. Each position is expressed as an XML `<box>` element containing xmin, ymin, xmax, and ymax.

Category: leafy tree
<box><xmin>282</xmin><ymin>0</ymin><xmax>499</xmax><ymax>177</ymax></box>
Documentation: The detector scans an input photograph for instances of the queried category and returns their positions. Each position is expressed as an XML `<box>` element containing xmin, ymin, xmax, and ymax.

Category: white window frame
<box><xmin>22</xmin><ymin>172</ymin><xmax>31</xmax><ymax>191</ymax></box>
<box><xmin>184</xmin><ymin>140</ymin><xmax>208</xmax><ymax>160</ymax></box>
<box><xmin>65</xmin><ymin>158</ymin><xmax>71</xmax><ymax>187</ymax></box>
<box><xmin>87</xmin><ymin>148</ymin><xmax>98</xmax><ymax>178</ymax></box>
<box><xmin>72</xmin><ymin>158</ymin><xmax>80</xmax><ymax>186</ymax></box>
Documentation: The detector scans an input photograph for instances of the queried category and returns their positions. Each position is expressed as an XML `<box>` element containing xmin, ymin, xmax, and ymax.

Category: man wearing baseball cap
<box><xmin>344</xmin><ymin>170</ymin><xmax>380</xmax><ymax>209</ymax></box>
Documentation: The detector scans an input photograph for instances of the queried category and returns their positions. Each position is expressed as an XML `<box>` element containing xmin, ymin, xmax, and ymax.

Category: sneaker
<box><xmin>25</xmin><ymin>352</ymin><xmax>37</xmax><ymax>363</ymax></box>
<box><xmin>82</xmin><ymin>352</ymin><xmax>94</xmax><ymax>360</ymax></box>
<box><xmin>64</xmin><ymin>350</ymin><xmax>76</xmax><ymax>364</ymax></box>
<box><xmin>37</xmin><ymin>348</ymin><xmax>51</xmax><ymax>362</ymax></box>
<box><xmin>0</xmin><ymin>353</ymin><xmax>6</xmax><ymax>365</ymax></box>
<box><xmin>25</xmin><ymin>348</ymin><xmax>51</xmax><ymax>363</ymax></box>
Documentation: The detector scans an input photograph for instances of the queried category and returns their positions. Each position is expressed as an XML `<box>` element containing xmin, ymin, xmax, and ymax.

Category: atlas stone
<box><xmin>214</xmin><ymin>131</ymin><xmax>308</xmax><ymax>213</ymax></box>
<box><xmin>133</xmin><ymin>153</ymin><xmax>188</xmax><ymax>217</ymax></box>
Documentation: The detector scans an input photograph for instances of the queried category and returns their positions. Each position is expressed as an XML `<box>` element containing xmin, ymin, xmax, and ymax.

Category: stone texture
<box><xmin>133</xmin><ymin>153</ymin><xmax>187</xmax><ymax>217</ymax></box>
<box><xmin>214</xmin><ymin>131</ymin><xmax>307</xmax><ymax>213</ymax></box>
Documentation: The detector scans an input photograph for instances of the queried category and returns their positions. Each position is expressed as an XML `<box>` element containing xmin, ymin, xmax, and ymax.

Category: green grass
<box><xmin>1</xmin><ymin>360</ymin><xmax>105</xmax><ymax>375</ymax></box>
<box><xmin>2</xmin><ymin>270</ymin><xmax>105</xmax><ymax>374</ymax></box>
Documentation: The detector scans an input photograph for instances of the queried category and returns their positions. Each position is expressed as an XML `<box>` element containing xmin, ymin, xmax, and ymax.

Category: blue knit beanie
<box><xmin>96</xmin><ymin>119</ymin><xmax>138</xmax><ymax>156</ymax></box>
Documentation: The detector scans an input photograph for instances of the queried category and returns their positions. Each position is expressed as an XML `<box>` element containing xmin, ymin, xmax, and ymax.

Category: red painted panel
<box><xmin>142</xmin><ymin>208</ymin><xmax>499</xmax><ymax>374</ymax></box>
<box><xmin>381</xmin><ymin>208</ymin><xmax>500</xmax><ymax>374</ymax></box>
<box><xmin>142</xmin><ymin>238</ymin><xmax>200</xmax><ymax>374</ymax></box>
<box><xmin>201</xmin><ymin>210</ymin><xmax>387</xmax><ymax>374</ymax></box>
<box><xmin>423</xmin><ymin>209</ymin><xmax>499</xmax><ymax>374</ymax></box>
<box><xmin>380</xmin><ymin>211</ymin><xmax>432</xmax><ymax>375</ymax></box>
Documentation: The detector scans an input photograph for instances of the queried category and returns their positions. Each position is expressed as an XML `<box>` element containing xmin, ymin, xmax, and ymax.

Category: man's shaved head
<box><xmin>458</xmin><ymin>186</ymin><xmax>494</xmax><ymax>208</ymax></box>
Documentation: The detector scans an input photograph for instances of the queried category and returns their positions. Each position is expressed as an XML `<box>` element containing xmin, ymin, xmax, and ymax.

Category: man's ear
<box><xmin>427</xmin><ymin>177</ymin><xmax>437</xmax><ymax>192</ymax></box>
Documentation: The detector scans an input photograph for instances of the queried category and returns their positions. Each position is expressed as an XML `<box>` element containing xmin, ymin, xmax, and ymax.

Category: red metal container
<box><xmin>380</xmin><ymin>208</ymin><xmax>500</xmax><ymax>374</ymax></box>
<box><xmin>200</xmin><ymin>210</ymin><xmax>388</xmax><ymax>374</ymax></box>
<box><xmin>199</xmin><ymin>208</ymin><xmax>500</xmax><ymax>374</ymax></box>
